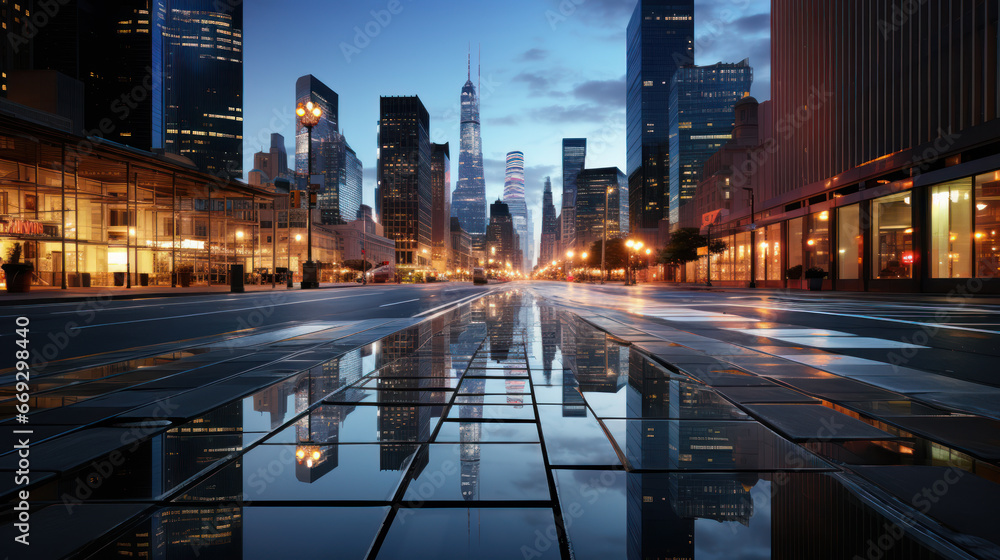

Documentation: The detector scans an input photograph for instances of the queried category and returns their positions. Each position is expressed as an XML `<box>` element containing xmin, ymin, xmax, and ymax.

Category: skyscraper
<box><xmin>486</xmin><ymin>200</ymin><xmax>518</xmax><ymax>272</ymax></box>
<box><xmin>249</xmin><ymin>133</ymin><xmax>291</xmax><ymax>189</ymax></box>
<box><xmin>163</xmin><ymin>0</ymin><xmax>243</xmax><ymax>178</ymax></box>
<box><xmin>431</xmin><ymin>143</ymin><xmax>452</xmax><ymax>273</ymax></box>
<box><xmin>539</xmin><ymin>177</ymin><xmax>558</xmax><ymax>268</ymax></box>
<box><xmin>451</xmin><ymin>55</ymin><xmax>487</xmax><ymax>235</ymax></box>
<box><xmin>3</xmin><ymin>0</ymin><xmax>244</xmax><ymax>177</ymax></box>
<box><xmin>502</xmin><ymin>151</ymin><xmax>531</xmax><ymax>271</ymax></box>
<box><xmin>626</xmin><ymin>0</ymin><xmax>695</xmax><ymax>233</ymax></box>
<box><xmin>576</xmin><ymin>167</ymin><xmax>629</xmax><ymax>251</ymax></box>
<box><xmin>377</xmin><ymin>96</ymin><xmax>432</xmax><ymax>268</ymax></box>
<box><xmin>668</xmin><ymin>59</ymin><xmax>753</xmax><ymax>225</ymax></box>
<box><xmin>295</xmin><ymin>75</ymin><xmax>339</xmax><ymax>213</ymax></box>
<box><xmin>561</xmin><ymin>138</ymin><xmax>587</xmax><ymax>251</ymax></box>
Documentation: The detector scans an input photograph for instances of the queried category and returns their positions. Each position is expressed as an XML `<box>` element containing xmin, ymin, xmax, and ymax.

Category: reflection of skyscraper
<box><xmin>378</xmin><ymin>325</ymin><xmax>432</xmax><ymax>472</ymax></box>
<box><xmin>452</xmin><ymin>54</ymin><xmax>487</xmax><ymax>235</ymax></box>
<box><xmin>627</xmin><ymin>473</ymin><xmax>694</xmax><ymax>560</ymax></box>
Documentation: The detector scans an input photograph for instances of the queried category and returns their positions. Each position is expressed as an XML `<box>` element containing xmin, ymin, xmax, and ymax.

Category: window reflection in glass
<box><xmin>837</xmin><ymin>204</ymin><xmax>861</xmax><ymax>280</ymax></box>
<box><xmin>975</xmin><ymin>170</ymin><xmax>1000</xmax><ymax>278</ymax></box>
<box><xmin>930</xmin><ymin>180</ymin><xmax>972</xmax><ymax>278</ymax></box>
<box><xmin>872</xmin><ymin>192</ymin><xmax>912</xmax><ymax>279</ymax></box>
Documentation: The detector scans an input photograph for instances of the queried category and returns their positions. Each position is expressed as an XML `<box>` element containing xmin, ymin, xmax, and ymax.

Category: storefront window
<box><xmin>930</xmin><ymin>180</ymin><xmax>972</xmax><ymax>278</ymax></box>
<box><xmin>787</xmin><ymin>217</ymin><xmax>803</xmax><ymax>278</ymax></box>
<box><xmin>837</xmin><ymin>204</ymin><xmax>862</xmax><ymax>280</ymax></box>
<box><xmin>872</xmin><ymin>192</ymin><xmax>913</xmax><ymax>279</ymax></box>
<box><xmin>975</xmin><ymin>170</ymin><xmax>1000</xmax><ymax>278</ymax></box>
<box><xmin>765</xmin><ymin>223</ymin><xmax>781</xmax><ymax>281</ymax></box>
<box><xmin>806</xmin><ymin>209</ymin><xmax>830</xmax><ymax>273</ymax></box>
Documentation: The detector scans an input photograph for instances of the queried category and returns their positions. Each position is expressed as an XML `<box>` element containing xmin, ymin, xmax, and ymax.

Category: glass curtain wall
<box><xmin>872</xmin><ymin>192</ymin><xmax>913</xmax><ymax>279</ymax></box>
<box><xmin>837</xmin><ymin>204</ymin><xmax>862</xmax><ymax>280</ymax></box>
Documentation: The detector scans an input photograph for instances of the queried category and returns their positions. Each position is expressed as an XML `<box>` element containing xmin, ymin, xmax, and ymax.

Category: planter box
<box><xmin>807</xmin><ymin>277</ymin><xmax>824</xmax><ymax>291</ymax></box>
<box><xmin>2</xmin><ymin>264</ymin><xmax>34</xmax><ymax>293</ymax></box>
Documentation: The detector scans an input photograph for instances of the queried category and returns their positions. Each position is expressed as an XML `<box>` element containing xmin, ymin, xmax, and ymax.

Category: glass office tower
<box><xmin>626</xmin><ymin>0</ymin><xmax>694</xmax><ymax>232</ymax></box>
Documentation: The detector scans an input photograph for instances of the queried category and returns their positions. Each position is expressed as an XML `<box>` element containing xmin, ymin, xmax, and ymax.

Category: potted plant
<box><xmin>174</xmin><ymin>265</ymin><xmax>193</xmax><ymax>287</ymax></box>
<box><xmin>804</xmin><ymin>267</ymin><xmax>828</xmax><ymax>291</ymax></box>
<box><xmin>786</xmin><ymin>264</ymin><xmax>803</xmax><ymax>289</ymax></box>
<box><xmin>2</xmin><ymin>243</ymin><xmax>34</xmax><ymax>293</ymax></box>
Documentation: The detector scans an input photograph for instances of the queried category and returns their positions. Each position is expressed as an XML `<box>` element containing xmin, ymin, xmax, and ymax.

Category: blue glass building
<box><xmin>626</xmin><ymin>0</ymin><xmax>695</xmax><ymax>233</ymax></box>
<box><xmin>668</xmin><ymin>59</ymin><xmax>753</xmax><ymax>226</ymax></box>
<box><xmin>452</xmin><ymin>63</ymin><xmax>487</xmax><ymax>235</ymax></box>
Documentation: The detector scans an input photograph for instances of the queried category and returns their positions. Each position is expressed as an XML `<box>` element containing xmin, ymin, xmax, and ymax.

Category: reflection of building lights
<box><xmin>819</xmin><ymin>211</ymin><xmax>829</xmax><ymax>221</ymax></box>
<box><xmin>128</xmin><ymin>228</ymin><xmax>136</xmax><ymax>236</ymax></box>
<box><xmin>977</xmin><ymin>203</ymin><xmax>988</xmax><ymax>211</ymax></box>
<box><xmin>904</xmin><ymin>196</ymin><xmax>911</xmax><ymax>205</ymax></box>
<box><xmin>806</xmin><ymin>239</ymin><xmax>816</xmax><ymax>246</ymax></box>
<box><xmin>950</xmin><ymin>234</ymin><xmax>957</xmax><ymax>242</ymax></box>
<box><xmin>236</xmin><ymin>230</ymin><xmax>244</xmax><ymax>239</ymax></box>
<box><xmin>975</xmin><ymin>232</ymin><xmax>984</xmax><ymax>239</ymax></box>
<box><xmin>295</xmin><ymin>234</ymin><xmax>302</xmax><ymax>241</ymax></box>
<box><xmin>839</xmin><ymin>249</ymin><xmax>846</xmax><ymax>254</ymax></box>
<box><xmin>904</xmin><ymin>228</ymin><xmax>913</xmax><ymax>234</ymax></box>
<box><xmin>296</xmin><ymin>449</ymin><xmax>305</xmax><ymax>460</ymax></box>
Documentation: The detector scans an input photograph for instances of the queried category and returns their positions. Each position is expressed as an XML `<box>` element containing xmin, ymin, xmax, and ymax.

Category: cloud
<box><xmin>488</xmin><ymin>115</ymin><xmax>521</xmax><ymax>127</ymax></box>
<box><xmin>571</xmin><ymin>77</ymin><xmax>626</xmax><ymax>108</ymax></box>
<box><xmin>517</xmin><ymin>48</ymin><xmax>549</xmax><ymax>62</ymax></box>
<box><xmin>512</xmin><ymin>71</ymin><xmax>554</xmax><ymax>94</ymax></box>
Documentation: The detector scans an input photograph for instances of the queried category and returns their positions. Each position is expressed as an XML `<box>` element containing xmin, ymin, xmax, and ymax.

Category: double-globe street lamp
<box><xmin>625</xmin><ymin>239</ymin><xmax>644</xmax><ymax>285</ymax></box>
<box><xmin>296</xmin><ymin>100</ymin><xmax>323</xmax><ymax>289</ymax></box>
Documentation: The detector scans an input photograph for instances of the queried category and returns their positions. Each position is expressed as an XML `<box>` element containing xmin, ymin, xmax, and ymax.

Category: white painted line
<box><xmin>67</xmin><ymin>294</ymin><xmax>356</xmax><ymax>330</ymax></box>
<box><xmin>379</xmin><ymin>298</ymin><xmax>420</xmax><ymax>308</ymax></box>
<box><xmin>702</xmin><ymin>303</ymin><xmax>1000</xmax><ymax>335</ymax></box>
<box><xmin>414</xmin><ymin>290</ymin><xmax>493</xmax><ymax>319</ymax></box>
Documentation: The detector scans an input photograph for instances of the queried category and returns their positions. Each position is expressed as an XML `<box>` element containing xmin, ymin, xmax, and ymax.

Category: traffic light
<box><xmin>290</xmin><ymin>191</ymin><xmax>301</xmax><ymax>209</ymax></box>
<box><xmin>309</xmin><ymin>191</ymin><xmax>317</xmax><ymax>209</ymax></box>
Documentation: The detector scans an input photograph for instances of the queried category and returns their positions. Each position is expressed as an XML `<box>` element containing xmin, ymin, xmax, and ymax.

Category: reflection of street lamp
<box><xmin>296</xmin><ymin>100</ymin><xmax>322</xmax><ymax>289</ymax></box>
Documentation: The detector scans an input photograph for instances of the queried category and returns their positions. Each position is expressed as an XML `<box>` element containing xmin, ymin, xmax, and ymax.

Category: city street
<box><xmin>1</xmin><ymin>285</ymin><xmax>999</xmax><ymax>559</ymax></box>
<box><xmin>0</xmin><ymin>283</ymin><xmax>489</xmax><ymax>370</ymax></box>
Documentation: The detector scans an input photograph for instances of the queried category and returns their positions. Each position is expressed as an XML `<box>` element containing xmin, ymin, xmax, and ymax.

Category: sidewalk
<box><xmin>0</xmin><ymin>281</ymin><xmax>365</xmax><ymax>306</ymax></box>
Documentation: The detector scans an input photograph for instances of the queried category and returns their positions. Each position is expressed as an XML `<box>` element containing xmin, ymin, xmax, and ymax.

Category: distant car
<box><xmin>473</xmin><ymin>267</ymin><xmax>488</xmax><ymax>285</ymax></box>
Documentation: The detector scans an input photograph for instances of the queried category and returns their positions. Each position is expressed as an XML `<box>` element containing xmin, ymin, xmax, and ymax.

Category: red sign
<box><xmin>902</xmin><ymin>252</ymin><xmax>915</xmax><ymax>265</ymax></box>
<box><xmin>0</xmin><ymin>218</ymin><xmax>44</xmax><ymax>235</ymax></box>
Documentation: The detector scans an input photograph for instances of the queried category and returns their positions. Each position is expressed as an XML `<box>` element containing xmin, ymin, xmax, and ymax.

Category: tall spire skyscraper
<box><xmin>539</xmin><ymin>177</ymin><xmax>558</xmax><ymax>268</ymax></box>
<box><xmin>451</xmin><ymin>50</ymin><xmax>487</xmax><ymax>235</ymax></box>
<box><xmin>502</xmin><ymin>151</ymin><xmax>531</xmax><ymax>271</ymax></box>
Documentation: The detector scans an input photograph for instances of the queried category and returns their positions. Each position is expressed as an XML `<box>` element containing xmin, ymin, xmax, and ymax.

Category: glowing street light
<box><xmin>296</xmin><ymin>100</ymin><xmax>323</xmax><ymax>289</ymax></box>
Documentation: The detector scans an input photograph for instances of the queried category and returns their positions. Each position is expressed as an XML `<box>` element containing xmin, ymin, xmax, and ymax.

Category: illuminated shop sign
<box><xmin>0</xmin><ymin>217</ymin><xmax>45</xmax><ymax>235</ymax></box>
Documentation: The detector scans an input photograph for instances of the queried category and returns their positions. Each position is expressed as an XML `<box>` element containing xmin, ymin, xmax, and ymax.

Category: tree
<box><xmin>582</xmin><ymin>238</ymin><xmax>646</xmax><ymax>280</ymax></box>
<box><xmin>658</xmin><ymin>228</ymin><xmax>726</xmax><ymax>267</ymax></box>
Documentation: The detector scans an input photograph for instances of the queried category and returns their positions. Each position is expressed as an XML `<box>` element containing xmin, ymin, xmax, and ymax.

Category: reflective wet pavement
<box><xmin>2</xmin><ymin>289</ymin><xmax>999</xmax><ymax>559</ymax></box>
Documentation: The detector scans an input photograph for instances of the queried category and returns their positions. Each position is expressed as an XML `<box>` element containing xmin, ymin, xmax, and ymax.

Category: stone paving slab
<box><xmin>743</xmin><ymin>404</ymin><xmax>897</xmax><ymax>441</ymax></box>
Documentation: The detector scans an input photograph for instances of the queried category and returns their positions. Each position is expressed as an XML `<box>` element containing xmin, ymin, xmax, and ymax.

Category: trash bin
<box><xmin>139</xmin><ymin>273</ymin><xmax>149</xmax><ymax>286</ymax></box>
<box><xmin>69</xmin><ymin>273</ymin><xmax>81</xmax><ymax>287</ymax></box>
<box><xmin>230</xmin><ymin>264</ymin><xmax>244</xmax><ymax>293</ymax></box>
<box><xmin>81</xmin><ymin>273</ymin><xmax>91</xmax><ymax>288</ymax></box>
<box><xmin>114</xmin><ymin>272</ymin><xmax>125</xmax><ymax>286</ymax></box>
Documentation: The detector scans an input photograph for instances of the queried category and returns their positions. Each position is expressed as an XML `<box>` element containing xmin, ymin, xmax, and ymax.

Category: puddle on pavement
<box><xmin>2</xmin><ymin>290</ymin><xmax>993</xmax><ymax>559</ymax></box>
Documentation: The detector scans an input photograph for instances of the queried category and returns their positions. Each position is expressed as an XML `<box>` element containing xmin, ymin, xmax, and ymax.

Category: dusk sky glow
<box><xmin>243</xmin><ymin>0</ymin><xmax>771</xmax><ymax>243</ymax></box>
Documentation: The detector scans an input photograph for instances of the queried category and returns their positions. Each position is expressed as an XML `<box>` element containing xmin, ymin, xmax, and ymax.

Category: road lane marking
<box><xmin>67</xmin><ymin>294</ymin><xmax>357</xmax><ymax>330</ymax></box>
<box><xmin>379</xmin><ymin>298</ymin><xmax>420</xmax><ymax>308</ymax></box>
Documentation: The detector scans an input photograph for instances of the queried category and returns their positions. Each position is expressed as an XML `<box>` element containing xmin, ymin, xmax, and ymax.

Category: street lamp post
<box><xmin>296</xmin><ymin>100</ymin><xmax>322</xmax><ymax>289</ymax></box>
<box><xmin>581</xmin><ymin>252</ymin><xmax>589</xmax><ymax>282</ymax></box>
<box><xmin>602</xmin><ymin>187</ymin><xmax>612</xmax><ymax>284</ymax></box>
<box><xmin>743</xmin><ymin>187</ymin><xmax>756</xmax><ymax>288</ymax></box>
<box><xmin>566</xmin><ymin>250</ymin><xmax>574</xmax><ymax>281</ymax></box>
<box><xmin>706</xmin><ymin>223</ymin><xmax>713</xmax><ymax>287</ymax></box>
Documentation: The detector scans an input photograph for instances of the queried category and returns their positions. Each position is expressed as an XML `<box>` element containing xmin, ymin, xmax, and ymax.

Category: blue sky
<box><xmin>243</xmin><ymin>0</ymin><xmax>771</xmax><ymax>244</ymax></box>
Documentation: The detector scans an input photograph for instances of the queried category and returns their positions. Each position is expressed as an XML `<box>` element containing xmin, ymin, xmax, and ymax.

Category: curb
<box><xmin>0</xmin><ymin>283</ymin><xmax>364</xmax><ymax>307</ymax></box>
